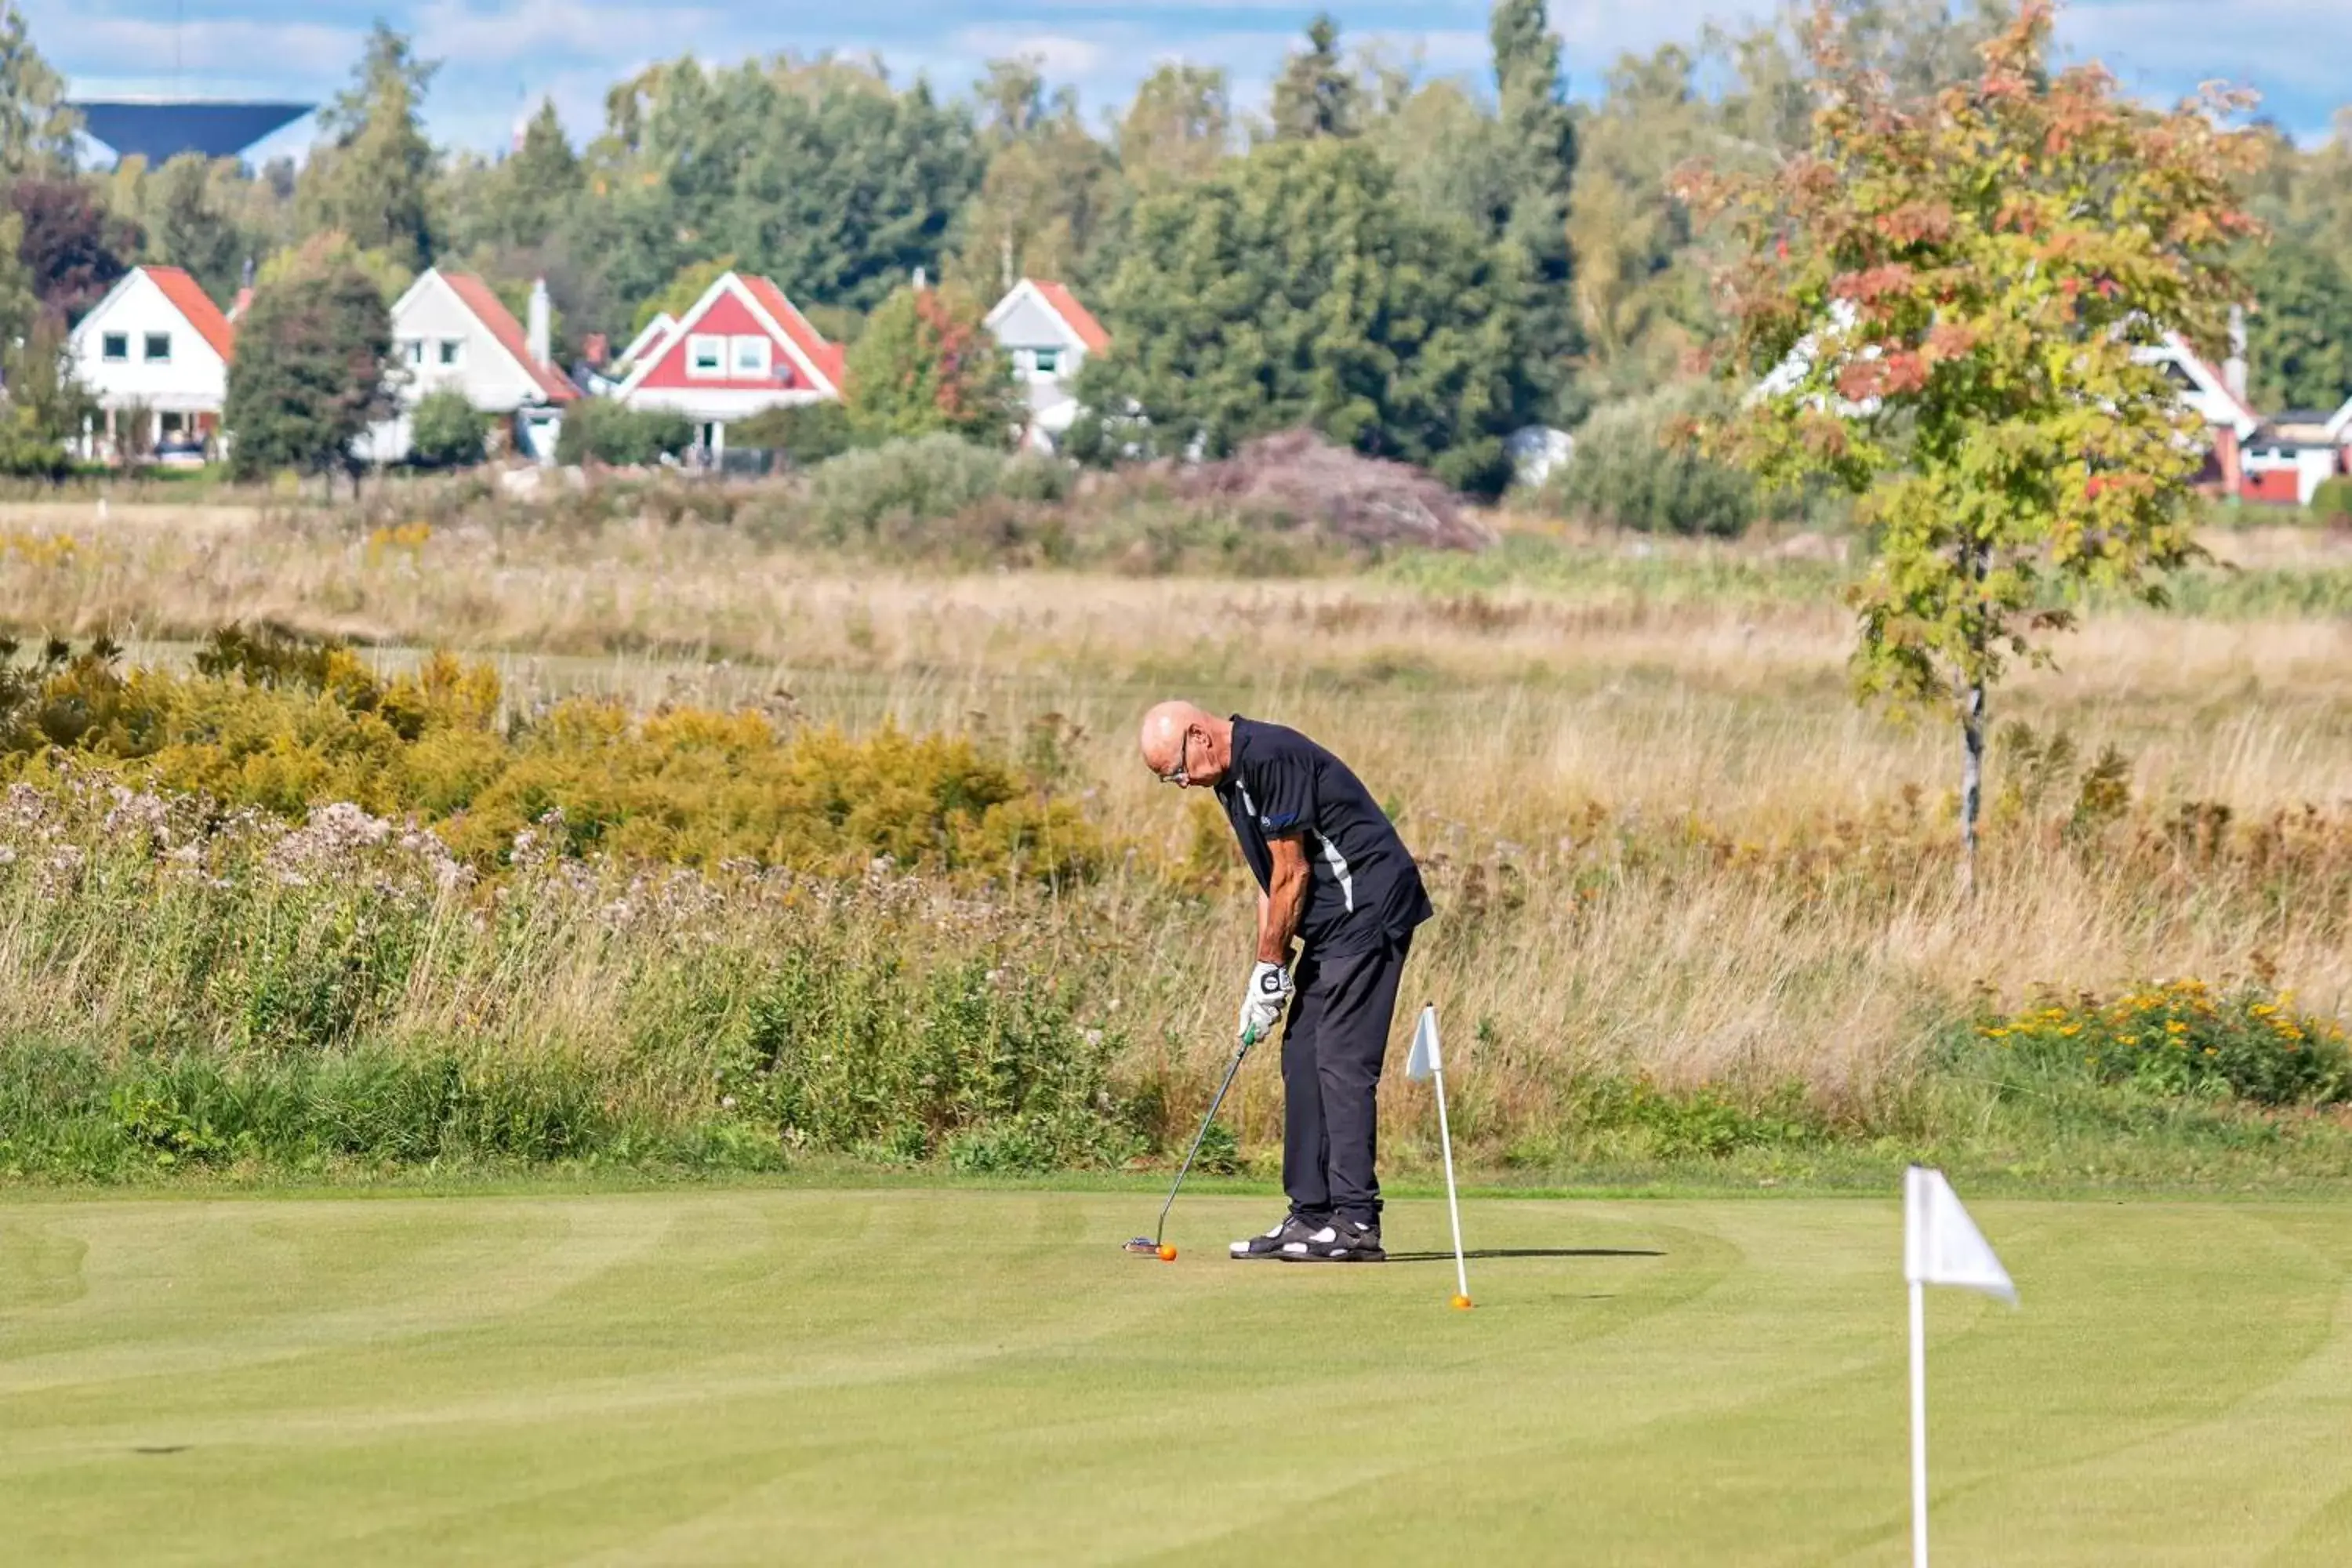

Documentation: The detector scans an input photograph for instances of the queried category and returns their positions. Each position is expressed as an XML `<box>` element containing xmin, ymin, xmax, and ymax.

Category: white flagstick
<box><xmin>1409</xmin><ymin>1005</ymin><xmax>1470</xmax><ymax>1305</ymax></box>
<box><xmin>1910</xmin><ymin>1276</ymin><xmax>1929</xmax><ymax>1568</ymax></box>
<box><xmin>1903</xmin><ymin>1166</ymin><xmax>2016</xmax><ymax>1568</ymax></box>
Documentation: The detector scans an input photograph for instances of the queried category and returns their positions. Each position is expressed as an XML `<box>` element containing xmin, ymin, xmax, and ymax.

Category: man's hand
<box><xmin>1238</xmin><ymin>960</ymin><xmax>1294</xmax><ymax>1046</ymax></box>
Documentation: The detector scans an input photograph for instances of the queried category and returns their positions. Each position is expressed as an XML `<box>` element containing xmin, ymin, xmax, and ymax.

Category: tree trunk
<box><xmin>1959</xmin><ymin>539</ymin><xmax>1988</xmax><ymax>899</ymax></box>
<box><xmin>1961</xmin><ymin>675</ymin><xmax>1985</xmax><ymax>899</ymax></box>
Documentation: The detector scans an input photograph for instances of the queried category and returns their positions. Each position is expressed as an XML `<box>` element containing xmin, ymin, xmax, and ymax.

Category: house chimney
<box><xmin>2225</xmin><ymin>303</ymin><xmax>2249</xmax><ymax>405</ymax></box>
<box><xmin>528</xmin><ymin>278</ymin><xmax>552</xmax><ymax>369</ymax></box>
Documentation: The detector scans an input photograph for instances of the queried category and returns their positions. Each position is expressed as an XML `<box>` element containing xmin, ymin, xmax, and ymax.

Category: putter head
<box><xmin>1123</xmin><ymin>1236</ymin><xmax>1160</xmax><ymax>1255</ymax></box>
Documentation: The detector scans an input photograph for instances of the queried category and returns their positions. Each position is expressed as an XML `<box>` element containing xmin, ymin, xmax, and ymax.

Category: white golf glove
<box><xmin>1237</xmin><ymin>960</ymin><xmax>1294</xmax><ymax>1046</ymax></box>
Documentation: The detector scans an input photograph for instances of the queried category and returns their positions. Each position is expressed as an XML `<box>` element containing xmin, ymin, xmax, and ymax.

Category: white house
<box><xmin>984</xmin><ymin>278</ymin><xmax>1109</xmax><ymax>450</ymax></box>
<box><xmin>1762</xmin><ymin>300</ymin><xmax>2279</xmax><ymax>499</ymax></box>
<box><xmin>612</xmin><ymin>270</ymin><xmax>844</xmax><ymax>457</ymax></box>
<box><xmin>365</xmin><ymin>270</ymin><xmax>581</xmax><ymax>465</ymax></box>
<box><xmin>67</xmin><ymin>266</ymin><xmax>236</xmax><ymax>462</ymax></box>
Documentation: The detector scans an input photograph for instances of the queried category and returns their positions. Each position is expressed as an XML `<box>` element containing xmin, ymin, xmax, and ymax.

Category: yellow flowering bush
<box><xmin>1978</xmin><ymin>979</ymin><xmax>2352</xmax><ymax>1106</ymax></box>
<box><xmin>0</xmin><ymin>630</ymin><xmax>1101</xmax><ymax>884</ymax></box>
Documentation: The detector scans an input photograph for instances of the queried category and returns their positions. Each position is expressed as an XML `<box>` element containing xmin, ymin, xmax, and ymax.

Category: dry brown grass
<box><xmin>6</xmin><ymin>501</ymin><xmax>2349</xmax><ymax>1120</ymax></box>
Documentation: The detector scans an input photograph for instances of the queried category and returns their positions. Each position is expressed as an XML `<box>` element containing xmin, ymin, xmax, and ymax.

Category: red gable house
<box><xmin>615</xmin><ymin>270</ymin><xmax>844</xmax><ymax>455</ymax></box>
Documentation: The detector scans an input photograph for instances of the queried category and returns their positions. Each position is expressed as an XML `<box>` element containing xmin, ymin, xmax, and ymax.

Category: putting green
<box><xmin>2</xmin><ymin>1189</ymin><xmax>2348</xmax><ymax>1565</ymax></box>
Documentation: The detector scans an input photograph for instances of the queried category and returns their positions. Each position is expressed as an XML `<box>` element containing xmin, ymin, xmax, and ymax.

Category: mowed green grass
<box><xmin>3</xmin><ymin>1190</ymin><xmax>2349</xmax><ymax>1566</ymax></box>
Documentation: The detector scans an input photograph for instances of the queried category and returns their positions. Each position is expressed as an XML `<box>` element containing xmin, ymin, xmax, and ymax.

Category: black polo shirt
<box><xmin>1217</xmin><ymin>717</ymin><xmax>1432</xmax><ymax>957</ymax></box>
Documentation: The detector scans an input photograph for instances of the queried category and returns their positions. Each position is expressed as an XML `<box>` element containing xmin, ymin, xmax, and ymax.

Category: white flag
<box><xmin>1904</xmin><ymin>1167</ymin><xmax>2016</xmax><ymax>1305</ymax></box>
<box><xmin>1406</xmin><ymin>1005</ymin><xmax>1442</xmax><ymax>1082</ymax></box>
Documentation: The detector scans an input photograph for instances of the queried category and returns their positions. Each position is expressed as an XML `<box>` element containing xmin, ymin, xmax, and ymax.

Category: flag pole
<box><xmin>1909</xmin><ymin>1277</ymin><xmax>1929</xmax><ymax>1568</ymax></box>
<box><xmin>1431</xmin><ymin>1044</ymin><xmax>1468</xmax><ymax>1302</ymax></box>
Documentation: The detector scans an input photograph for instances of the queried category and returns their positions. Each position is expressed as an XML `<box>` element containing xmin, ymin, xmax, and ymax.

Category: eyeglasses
<box><xmin>1159</xmin><ymin>730</ymin><xmax>1192</xmax><ymax>787</ymax></box>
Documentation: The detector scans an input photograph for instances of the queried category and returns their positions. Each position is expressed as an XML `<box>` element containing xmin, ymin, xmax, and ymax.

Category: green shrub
<box><xmin>408</xmin><ymin>388</ymin><xmax>493</xmax><ymax>468</ymax></box>
<box><xmin>557</xmin><ymin>400</ymin><xmax>695</xmax><ymax>466</ymax></box>
<box><xmin>1543</xmin><ymin>383</ymin><xmax>1762</xmax><ymax>537</ymax></box>
<box><xmin>1573</xmin><ymin>1077</ymin><xmax>1826</xmax><ymax>1159</ymax></box>
<box><xmin>0</xmin><ymin>403</ymin><xmax>71</xmax><ymax>478</ymax></box>
<box><xmin>2310</xmin><ymin>474</ymin><xmax>2352</xmax><ymax>528</ymax></box>
<box><xmin>803</xmin><ymin>434</ymin><xmax>1010</xmax><ymax>542</ymax></box>
<box><xmin>1976</xmin><ymin>981</ymin><xmax>2352</xmax><ymax>1106</ymax></box>
<box><xmin>729</xmin><ymin>401</ymin><xmax>860</xmax><ymax>467</ymax></box>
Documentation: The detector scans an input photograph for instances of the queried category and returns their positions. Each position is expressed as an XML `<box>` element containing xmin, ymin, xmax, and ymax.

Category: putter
<box><xmin>1125</xmin><ymin>1025</ymin><xmax>1258</xmax><ymax>1258</ymax></box>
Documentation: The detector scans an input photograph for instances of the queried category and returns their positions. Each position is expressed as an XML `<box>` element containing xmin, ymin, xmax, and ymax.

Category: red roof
<box><xmin>441</xmin><ymin>272</ymin><xmax>579</xmax><ymax>402</ymax></box>
<box><xmin>1029</xmin><ymin>280</ymin><xmax>1110</xmax><ymax>354</ymax></box>
<box><xmin>143</xmin><ymin>267</ymin><xmax>235</xmax><ymax>361</ymax></box>
<box><xmin>739</xmin><ymin>274</ymin><xmax>844</xmax><ymax>394</ymax></box>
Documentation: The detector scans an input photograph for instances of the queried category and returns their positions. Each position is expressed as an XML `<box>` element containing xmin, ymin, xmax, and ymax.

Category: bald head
<box><xmin>1138</xmin><ymin>701</ymin><xmax>1232</xmax><ymax>789</ymax></box>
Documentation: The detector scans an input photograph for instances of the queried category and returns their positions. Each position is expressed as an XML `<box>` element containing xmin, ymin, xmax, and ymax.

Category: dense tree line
<box><xmin>0</xmin><ymin>2</ymin><xmax>2350</xmax><ymax>486</ymax></box>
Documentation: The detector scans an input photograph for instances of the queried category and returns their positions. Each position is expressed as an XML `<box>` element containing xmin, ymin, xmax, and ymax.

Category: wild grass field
<box><xmin>2</xmin><ymin>491</ymin><xmax>2350</xmax><ymax>1185</ymax></box>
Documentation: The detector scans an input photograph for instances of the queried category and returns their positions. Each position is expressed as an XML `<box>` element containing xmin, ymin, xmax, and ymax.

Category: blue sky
<box><xmin>29</xmin><ymin>1</ymin><xmax>2350</xmax><ymax>164</ymax></box>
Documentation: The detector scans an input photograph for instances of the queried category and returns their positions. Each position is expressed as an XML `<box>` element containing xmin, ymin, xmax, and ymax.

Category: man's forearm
<box><xmin>1258</xmin><ymin>866</ymin><xmax>1307</xmax><ymax>964</ymax></box>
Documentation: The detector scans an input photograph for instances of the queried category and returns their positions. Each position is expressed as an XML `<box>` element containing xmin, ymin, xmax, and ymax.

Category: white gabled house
<box><xmin>2134</xmin><ymin>328</ymin><xmax>2264</xmax><ymax>496</ymax></box>
<box><xmin>984</xmin><ymin>278</ymin><xmax>1109</xmax><ymax>450</ymax></box>
<box><xmin>1761</xmin><ymin>300</ymin><xmax>2291</xmax><ymax>501</ymax></box>
<box><xmin>614</xmin><ymin>312</ymin><xmax>676</xmax><ymax>376</ymax></box>
<box><xmin>67</xmin><ymin>265</ymin><xmax>237</xmax><ymax>462</ymax></box>
<box><xmin>612</xmin><ymin>270</ymin><xmax>844</xmax><ymax>457</ymax></box>
<box><xmin>365</xmin><ymin>270</ymin><xmax>581</xmax><ymax>465</ymax></box>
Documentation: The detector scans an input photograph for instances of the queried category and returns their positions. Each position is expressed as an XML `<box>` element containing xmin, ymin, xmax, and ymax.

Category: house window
<box><xmin>439</xmin><ymin>339</ymin><xmax>463</xmax><ymax>367</ymax></box>
<box><xmin>144</xmin><ymin>332</ymin><xmax>172</xmax><ymax>363</ymax></box>
<box><xmin>102</xmin><ymin>332</ymin><xmax>129</xmax><ymax>362</ymax></box>
<box><xmin>160</xmin><ymin>412</ymin><xmax>186</xmax><ymax>436</ymax></box>
<box><xmin>1033</xmin><ymin>348</ymin><xmax>1060</xmax><ymax>376</ymax></box>
<box><xmin>407</xmin><ymin>340</ymin><xmax>426</xmax><ymax>366</ymax></box>
<box><xmin>688</xmin><ymin>334</ymin><xmax>724</xmax><ymax>377</ymax></box>
<box><xmin>731</xmin><ymin>336</ymin><xmax>771</xmax><ymax>376</ymax></box>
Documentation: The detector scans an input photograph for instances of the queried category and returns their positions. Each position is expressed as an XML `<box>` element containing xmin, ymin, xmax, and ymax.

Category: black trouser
<box><xmin>1280</xmin><ymin>934</ymin><xmax>1411</xmax><ymax>1229</ymax></box>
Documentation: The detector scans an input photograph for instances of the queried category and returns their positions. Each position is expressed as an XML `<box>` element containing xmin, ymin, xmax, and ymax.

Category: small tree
<box><xmin>225</xmin><ymin>257</ymin><xmax>396</xmax><ymax>488</ymax></box>
<box><xmin>845</xmin><ymin>283</ymin><xmax>1018</xmax><ymax>445</ymax></box>
<box><xmin>0</xmin><ymin>312</ymin><xmax>81</xmax><ymax>480</ymax></box>
<box><xmin>1547</xmin><ymin>383</ymin><xmax>1762</xmax><ymax>538</ymax></box>
<box><xmin>113</xmin><ymin>397</ymin><xmax>155</xmax><ymax>466</ymax></box>
<box><xmin>408</xmin><ymin>387</ymin><xmax>491</xmax><ymax>468</ymax></box>
<box><xmin>3</xmin><ymin>314</ymin><xmax>96</xmax><ymax>446</ymax></box>
<box><xmin>1676</xmin><ymin>1</ymin><xmax>2259</xmax><ymax>890</ymax></box>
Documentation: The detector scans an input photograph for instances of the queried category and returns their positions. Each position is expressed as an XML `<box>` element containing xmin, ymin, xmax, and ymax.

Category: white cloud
<box><xmin>949</xmin><ymin>27</ymin><xmax>1108</xmax><ymax>80</ymax></box>
<box><xmin>37</xmin><ymin>11</ymin><xmax>363</xmax><ymax>84</ymax></box>
<box><xmin>413</xmin><ymin>0</ymin><xmax>730</xmax><ymax>67</ymax></box>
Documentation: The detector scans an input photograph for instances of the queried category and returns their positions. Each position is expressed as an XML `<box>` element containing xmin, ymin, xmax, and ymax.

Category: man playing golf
<box><xmin>1138</xmin><ymin>702</ymin><xmax>1432</xmax><ymax>1263</ymax></box>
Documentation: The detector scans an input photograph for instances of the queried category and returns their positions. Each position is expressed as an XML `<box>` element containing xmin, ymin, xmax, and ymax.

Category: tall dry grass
<box><xmin>4</xmin><ymin>501</ymin><xmax>2349</xmax><ymax>1152</ymax></box>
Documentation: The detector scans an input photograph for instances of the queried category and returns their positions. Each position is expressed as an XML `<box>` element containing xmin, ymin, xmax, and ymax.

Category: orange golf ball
<box><xmin>1158</xmin><ymin>1244</ymin><xmax>1178</xmax><ymax>1261</ymax></box>
<box><xmin>1451</xmin><ymin>1294</ymin><xmax>1474</xmax><ymax>1310</ymax></box>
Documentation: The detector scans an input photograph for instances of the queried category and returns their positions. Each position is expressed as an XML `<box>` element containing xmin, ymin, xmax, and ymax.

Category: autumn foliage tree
<box><xmin>844</xmin><ymin>282</ymin><xmax>1018</xmax><ymax>445</ymax></box>
<box><xmin>1676</xmin><ymin>1</ymin><xmax>2261</xmax><ymax>888</ymax></box>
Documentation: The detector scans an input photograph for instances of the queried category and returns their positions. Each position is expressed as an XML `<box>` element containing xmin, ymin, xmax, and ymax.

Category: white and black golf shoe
<box><xmin>1230</xmin><ymin>1213</ymin><xmax>1324</xmax><ymax>1261</ymax></box>
<box><xmin>1279</xmin><ymin>1220</ymin><xmax>1385</xmax><ymax>1263</ymax></box>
